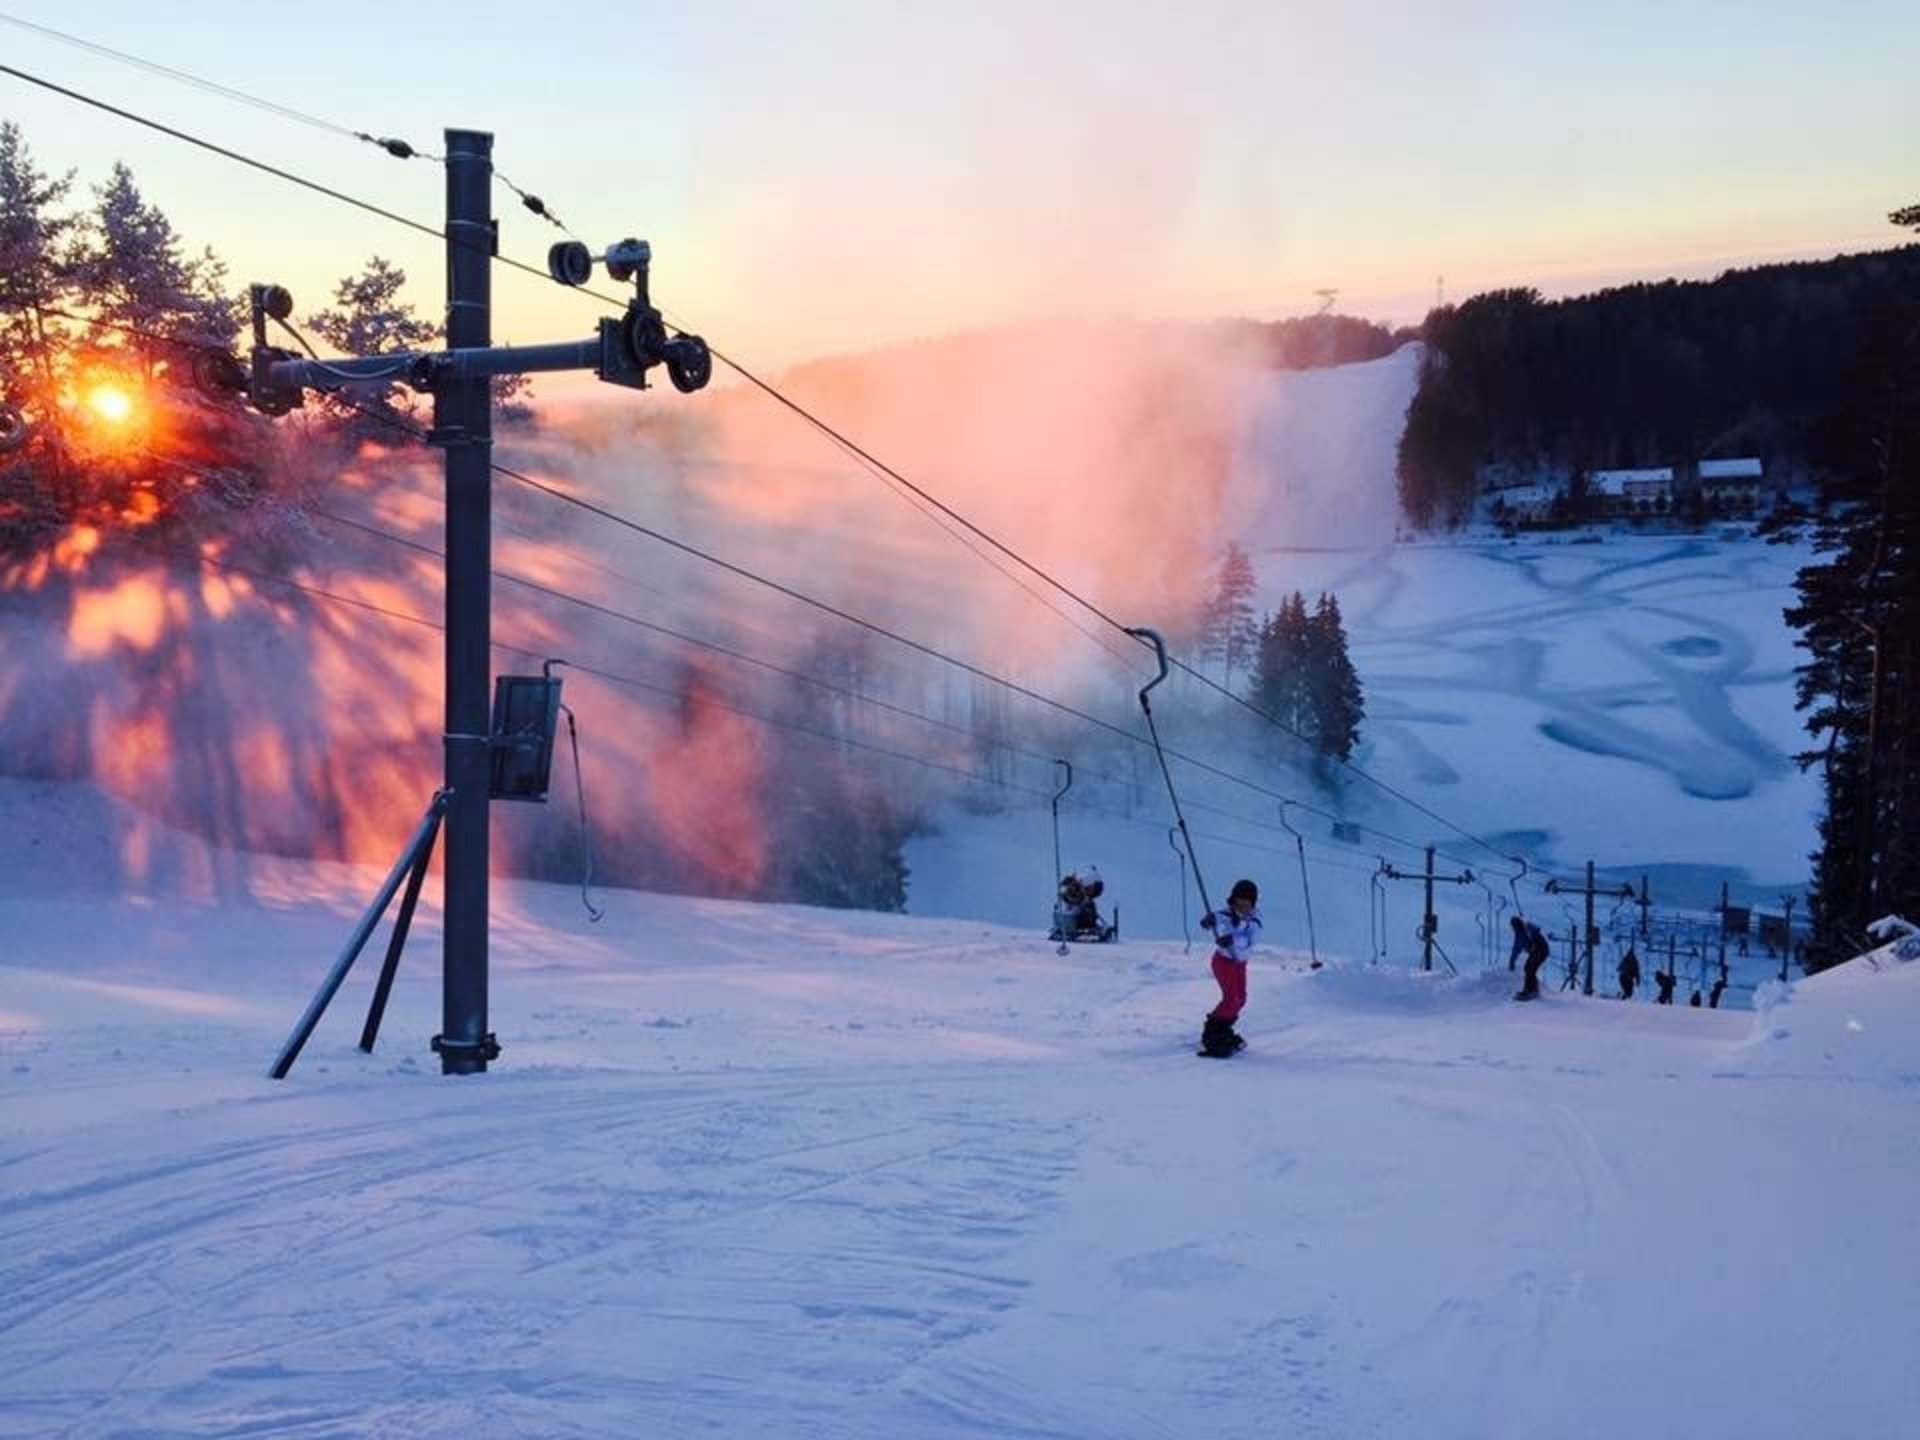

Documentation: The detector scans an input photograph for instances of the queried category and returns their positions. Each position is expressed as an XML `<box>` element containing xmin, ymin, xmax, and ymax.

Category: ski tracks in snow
<box><xmin>0</xmin><ymin>1066</ymin><xmax>1087</xmax><ymax>1439</ymax></box>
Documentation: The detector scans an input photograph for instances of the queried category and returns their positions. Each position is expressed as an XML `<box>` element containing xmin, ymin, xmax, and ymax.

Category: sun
<box><xmin>85</xmin><ymin>382</ymin><xmax>136</xmax><ymax>424</ymax></box>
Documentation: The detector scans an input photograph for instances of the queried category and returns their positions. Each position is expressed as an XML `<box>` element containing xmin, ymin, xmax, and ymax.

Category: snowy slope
<box><xmin>909</xmin><ymin>351</ymin><xmax>1816</xmax><ymax>997</ymax></box>
<box><xmin>2</xmin><ymin>812</ymin><xmax>1915</xmax><ymax>1440</ymax></box>
<box><xmin>1224</xmin><ymin>342</ymin><xmax>1421</xmax><ymax>548</ymax></box>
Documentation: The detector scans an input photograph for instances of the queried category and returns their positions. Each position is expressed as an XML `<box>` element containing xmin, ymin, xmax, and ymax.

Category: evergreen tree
<box><xmin>1785</xmin><ymin>212</ymin><xmax>1920</xmax><ymax>969</ymax></box>
<box><xmin>0</xmin><ymin>122</ymin><xmax>77</xmax><ymax>398</ymax></box>
<box><xmin>1197</xmin><ymin>542</ymin><xmax>1260</xmax><ymax>685</ymax></box>
<box><xmin>72</xmin><ymin>163</ymin><xmax>238</xmax><ymax>375</ymax></box>
<box><xmin>1308</xmin><ymin>593</ymin><xmax>1365</xmax><ymax>764</ymax></box>
<box><xmin>309</xmin><ymin>256</ymin><xmax>439</xmax><ymax>434</ymax></box>
<box><xmin>1250</xmin><ymin>589</ymin><xmax>1366</xmax><ymax>769</ymax></box>
<box><xmin>310</xmin><ymin>255</ymin><xmax>535</xmax><ymax>433</ymax></box>
<box><xmin>1251</xmin><ymin>591</ymin><xmax>1316</xmax><ymax>738</ymax></box>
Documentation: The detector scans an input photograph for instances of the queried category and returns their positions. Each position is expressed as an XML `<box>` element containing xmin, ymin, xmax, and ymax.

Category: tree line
<box><xmin>1397</xmin><ymin>244</ymin><xmax>1920</xmax><ymax>528</ymax></box>
<box><xmin>0</xmin><ymin>121</ymin><xmax>516</xmax><ymax>550</ymax></box>
<box><xmin>1203</xmin><ymin>312</ymin><xmax>1411</xmax><ymax>371</ymax></box>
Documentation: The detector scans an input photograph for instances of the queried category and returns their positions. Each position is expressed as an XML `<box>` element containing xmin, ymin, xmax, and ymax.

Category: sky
<box><xmin>1</xmin><ymin>1</ymin><xmax>1914</xmax><ymax>367</ymax></box>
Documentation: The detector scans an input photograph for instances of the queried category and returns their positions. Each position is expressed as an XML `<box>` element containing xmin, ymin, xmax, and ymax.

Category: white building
<box><xmin>1490</xmin><ymin>482</ymin><xmax>1562</xmax><ymax>525</ymax></box>
<box><xmin>1589</xmin><ymin>467</ymin><xmax>1674</xmax><ymax>514</ymax></box>
<box><xmin>1698</xmin><ymin>456</ymin><xmax>1765</xmax><ymax>512</ymax></box>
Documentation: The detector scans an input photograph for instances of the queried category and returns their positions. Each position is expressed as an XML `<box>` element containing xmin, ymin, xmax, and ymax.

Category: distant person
<box><xmin>1053</xmin><ymin>865</ymin><xmax>1111</xmax><ymax>941</ymax></box>
<box><xmin>1199</xmin><ymin>879</ymin><xmax>1262</xmax><ymax>1056</ymax></box>
<box><xmin>1515</xmin><ymin>921</ymin><xmax>1552</xmax><ymax>1001</ymax></box>
<box><xmin>1689</xmin><ymin>989</ymin><xmax>1703</xmax><ymax>1008</ymax></box>
<box><xmin>1654</xmin><ymin>968</ymin><xmax>1677</xmax><ymax>1005</ymax></box>
<box><xmin>1618</xmin><ymin>947</ymin><xmax>1641</xmax><ymax>1000</ymax></box>
<box><xmin>1508</xmin><ymin>915</ymin><xmax>1529</xmax><ymax>970</ymax></box>
<box><xmin>1709</xmin><ymin>976</ymin><xmax>1727</xmax><ymax>1008</ymax></box>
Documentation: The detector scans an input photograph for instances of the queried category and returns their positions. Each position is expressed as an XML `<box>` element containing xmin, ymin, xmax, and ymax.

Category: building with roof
<box><xmin>1698</xmin><ymin>456</ymin><xmax>1765</xmax><ymax>513</ymax></box>
<box><xmin>1589</xmin><ymin>467</ymin><xmax>1674</xmax><ymax>515</ymax></box>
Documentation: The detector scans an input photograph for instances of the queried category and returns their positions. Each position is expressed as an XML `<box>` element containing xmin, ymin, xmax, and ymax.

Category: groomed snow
<box><xmin>3</xmin><ymin>804</ymin><xmax>1914</xmax><ymax>1439</ymax></box>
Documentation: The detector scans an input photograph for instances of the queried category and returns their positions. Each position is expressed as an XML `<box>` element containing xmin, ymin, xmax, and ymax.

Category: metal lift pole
<box><xmin>435</xmin><ymin>129</ymin><xmax>497</xmax><ymax>1076</ymax></box>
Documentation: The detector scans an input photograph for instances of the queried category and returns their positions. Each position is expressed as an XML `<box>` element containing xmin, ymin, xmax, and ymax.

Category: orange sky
<box><xmin>0</xmin><ymin>2</ymin><xmax>1912</xmax><ymax>370</ymax></box>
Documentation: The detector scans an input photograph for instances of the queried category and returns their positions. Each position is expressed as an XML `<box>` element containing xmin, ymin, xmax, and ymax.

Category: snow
<box><xmin>3</xmin><ymin>815</ymin><xmax>1916</xmax><ymax>1438</ymax></box>
<box><xmin>0</xmin><ymin>342</ymin><xmax>1863</xmax><ymax>1435</ymax></box>
<box><xmin>1224</xmin><ymin>344</ymin><xmax>1420</xmax><ymax>549</ymax></box>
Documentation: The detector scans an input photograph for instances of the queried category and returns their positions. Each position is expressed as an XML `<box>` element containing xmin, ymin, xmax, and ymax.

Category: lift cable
<box><xmin>0</xmin><ymin>59</ymin><xmax>1549</xmax><ymax>877</ymax></box>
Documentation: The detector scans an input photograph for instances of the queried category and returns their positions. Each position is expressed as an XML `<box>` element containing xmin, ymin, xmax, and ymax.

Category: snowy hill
<box><xmin>2</xmin><ymin>841</ymin><xmax>1914</xmax><ymax>1438</ymax></box>
<box><xmin>908</xmin><ymin>349</ymin><xmax>1816</xmax><ymax>1005</ymax></box>
<box><xmin>0</xmin><ymin>330</ymin><xmax>1855</xmax><ymax>1432</ymax></box>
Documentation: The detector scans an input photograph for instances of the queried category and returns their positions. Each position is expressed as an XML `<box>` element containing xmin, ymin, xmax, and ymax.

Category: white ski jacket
<box><xmin>1208</xmin><ymin>906</ymin><xmax>1262</xmax><ymax>962</ymax></box>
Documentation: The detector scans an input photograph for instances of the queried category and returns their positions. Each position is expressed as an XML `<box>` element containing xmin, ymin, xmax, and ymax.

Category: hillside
<box><xmin>1396</xmin><ymin>244</ymin><xmax>1920</xmax><ymax>526</ymax></box>
<box><xmin>1</xmin><ymin>829</ymin><xmax>1914</xmax><ymax>1438</ymax></box>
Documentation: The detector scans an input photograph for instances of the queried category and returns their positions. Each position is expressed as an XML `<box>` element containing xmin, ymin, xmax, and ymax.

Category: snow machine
<box><xmin>1049</xmin><ymin>871</ymin><xmax>1118</xmax><ymax>944</ymax></box>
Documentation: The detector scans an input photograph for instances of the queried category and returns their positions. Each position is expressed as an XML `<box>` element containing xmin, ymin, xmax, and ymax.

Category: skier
<box><xmin>1507</xmin><ymin>914</ymin><xmax>1529</xmax><ymax>970</ymax></box>
<box><xmin>1515</xmin><ymin>920</ymin><xmax>1552</xmax><ymax>1001</ymax></box>
<box><xmin>1617</xmin><ymin>947</ymin><xmax>1641</xmax><ymax>1000</ymax></box>
<box><xmin>1198</xmin><ymin>878</ymin><xmax>1262</xmax><ymax>1056</ymax></box>
<box><xmin>1654</xmin><ymin>967</ymin><xmax>1677</xmax><ymax>1005</ymax></box>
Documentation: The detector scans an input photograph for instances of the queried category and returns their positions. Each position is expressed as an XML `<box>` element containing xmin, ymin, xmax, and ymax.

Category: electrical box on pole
<box><xmin>490</xmin><ymin>672</ymin><xmax>563</xmax><ymax>801</ymax></box>
<box><xmin>247</xmin><ymin>127</ymin><xmax>712</xmax><ymax>1078</ymax></box>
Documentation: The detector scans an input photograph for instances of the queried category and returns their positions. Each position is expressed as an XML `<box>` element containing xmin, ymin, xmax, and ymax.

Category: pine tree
<box><xmin>309</xmin><ymin>256</ymin><xmax>439</xmax><ymax>434</ymax></box>
<box><xmin>0</xmin><ymin>122</ymin><xmax>77</xmax><ymax>398</ymax></box>
<box><xmin>1198</xmin><ymin>542</ymin><xmax>1260</xmax><ymax>685</ymax></box>
<box><xmin>310</xmin><ymin>256</ymin><xmax>535</xmax><ymax>433</ymax></box>
<box><xmin>1251</xmin><ymin>591</ymin><xmax>1316</xmax><ymax>738</ymax></box>
<box><xmin>1250</xmin><ymin>589</ymin><xmax>1365</xmax><ymax>769</ymax></box>
<box><xmin>1308</xmin><ymin>593</ymin><xmax>1365</xmax><ymax>764</ymax></box>
<box><xmin>73</xmin><ymin>163</ymin><xmax>237</xmax><ymax>376</ymax></box>
<box><xmin>1786</xmin><ymin>213</ymin><xmax>1920</xmax><ymax>969</ymax></box>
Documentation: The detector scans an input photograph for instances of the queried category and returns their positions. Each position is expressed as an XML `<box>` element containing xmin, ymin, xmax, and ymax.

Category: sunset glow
<box><xmin>85</xmin><ymin>382</ymin><xmax>134</xmax><ymax>425</ymax></box>
<box><xmin>2</xmin><ymin>3</ymin><xmax>1911</xmax><ymax>362</ymax></box>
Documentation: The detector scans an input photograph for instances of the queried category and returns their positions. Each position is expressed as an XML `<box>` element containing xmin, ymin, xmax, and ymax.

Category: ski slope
<box><xmin>909</xmin><ymin>348</ymin><xmax>1818</xmax><ymax>987</ymax></box>
<box><xmin>2</xmin><ymin>800</ymin><xmax>1915</xmax><ymax>1439</ymax></box>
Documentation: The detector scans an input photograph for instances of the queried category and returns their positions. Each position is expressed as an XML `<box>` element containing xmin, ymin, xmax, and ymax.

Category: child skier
<box><xmin>1198</xmin><ymin>878</ymin><xmax>1262</xmax><ymax>1057</ymax></box>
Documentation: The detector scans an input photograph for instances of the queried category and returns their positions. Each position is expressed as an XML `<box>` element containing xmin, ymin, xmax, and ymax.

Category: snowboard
<box><xmin>1196</xmin><ymin>1036</ymin><xmax>1248</xmax><ymax>1058</ymax></box>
